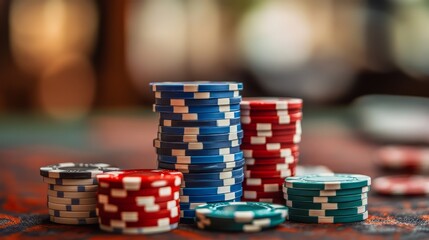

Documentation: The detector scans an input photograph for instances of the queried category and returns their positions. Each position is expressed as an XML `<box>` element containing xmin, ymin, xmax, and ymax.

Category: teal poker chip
<box><xmin>195</xmin><ymin>202</ymin><xmax>288</xmax><ymax>222</ymax></box>
<box><xmin>284</xmin><ymin>173</ymin><xmax>371</xmax><ymax>190</ymax></box>
<box><xmin>196</xmin><ymin>214</ymin><xmax>285</xmax><ymax>232</ymax></box>
<box><xmin>286</xmin><ymin>198</ymin><xmax>368</xmax><ymax>210</ymax></box>
<box><xmin>283</xmin><ymin>185</ymin><xmax>370</xmax><ymax>197</ymax></box>
<box><xmin>284</xmin><ymin>193</ymin><xmax>368</xmax><ymax>203</ymax></box>
<box><xmin>287</xmin><ymin>211</ymin><xmax>368</xmax><ymax>223</ymax></box>
<box><xmin>150</xmin><ymin>81</ymin><xmax>243</xmax><ymax>92</ymax></box>
<box><xmin>288</xmin><ymin>205</ymin><xmax>368</xmax><ymax>217</ymax></box>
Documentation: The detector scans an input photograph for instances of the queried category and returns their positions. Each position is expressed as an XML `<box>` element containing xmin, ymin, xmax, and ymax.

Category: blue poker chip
<box><xmin>157</xmin><ymin>152</ymin><xmax>243</xmax><ymax>164</ymax></box>
<box><xmin>153</xmin><ymin>139</ymin><xmax>241</xmax><ymax>150</ymax></box>
<box><xmin>180</xmin><ymin>174</ymin><xmax>244</xmax><ymax>188</ymax></box>
<box><xmin>153</xmin><ymin>104</ymin><xmax>240</xmax><ymax>113</ymax></box>
<box><xmin>158</xmin><ymin>159</ymin><xmax>245</xmax><ymax>173</ymax></box>
<box><xmin>180</xmin><ymin>189</ymin><xmax>243</xmax><ymax>203</ymax></box>
<box><xmin>183</xmin><ymin>167</ymin><xmax>243</xmax><ymax>181</ymax></box>
<box><xmin>155</xmin><ymin>91</ymin><xmax>240</xmax><ymax>99</ymax></box>
<box><xmin>180</xmin><ymin>197</ymin><xmax>241</xmax><ymax>210</ymax></box>
<box><xmin>155</xmin><ymin>97</ymin><xmax>242</xmax><ymax>106</ymax></box>
<box><xmin>156</xmin><ymin>146</ymin><xmax>241</xmax><ymax>156</ymax></box>
<box><xmin>180</xmin><ymin>209</ymin><xmax>196</xmax><ymax>218</ymax></box>
<box><xmin>157</xmin><ymin>131</ymin><xmax>243</xmax><ymax>143</ymax></box>
<box><xmin>180</xmin><ymin>183</ymin><xmax>242</xmax><ymax>196</ymax></box>
<box><xmin>158</xmin><ymin>111</ymin><xmax>240</xmax><ymax>121</ymax></box>
<box><xmin>150</xmin><ymin>82</ymin><xmax>243</xmax><ymax>92</ymax></box>
<box><xmin>160</xmin><ymin>118</ymin><xmax>241</xmax><ymax>127</ymax></box>
<box><xmin>158</xmin><ymin>125</ymin><xmax>241</xmax><ymax>135</ymax></box>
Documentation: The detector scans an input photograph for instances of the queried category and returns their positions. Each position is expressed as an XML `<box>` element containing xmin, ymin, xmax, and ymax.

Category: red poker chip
<box><xmin>243</xmin><ymin>146</ymin><xmax>299</xmax><ymax>158</ymax></box>
<box><xmin>97</xmin><ymin>191</ymin><xmax>180</xmax><ymax>206</ymax></box>
<box><xmin>243</xmin><ymin>190</ymin><xmax>283</xmax><ymax>199</ymax></box>
<box><xmin>245</xmin><ymin>156</ymin><xmax>297</xmax><ymax>165</ymax></box>
<box><xmin>243</xmin><ymin>128</ymin><xmax>301</xmax><ymax>137</ymax></box>
<box><xmin>97</xmin><ymin>205</ymin><xmax>179</xmax><ymax>220</ymax></box>
<box><xmin>242</xmin><ymin>182</ymin><xmax>283</xmax><ymax>192</ymax></box>
<box><xmin>241</xmin><ymin>98</ymin><xmax>303</xmax><ymax>110</ymax></box>
<box><xmin>241</xmin><ymin>109</ymin><xmax>301</xmax><ymax>117</ymax></box>
<box><xmin>245</xmin><ymin>169</ymin><xmax>293</xmax><ymax>178</ymax></box>
<box><xmin>99</xmin><ymin>215</ymin><xmax>180</xmax><ymax>227</ymax></box>
<box><xmin>373</xmin><ymin>175</ymin><xmax>429</xmax><ymax>196</ymax></box>
<box><xmin>241</xmin><ymin>112</ymin><xmax>302</xmax><ymax>125</ymax></box>
<box><xmin>242</xmin><ymin>135</ymin><xmax>301</xmax><ymax>145</ymax></box>
<box><xmin>245</xmin><ymin>162</ymin><xmax>297</xmax><ymax>171</ymax></box>
<box><xmin>376</xmin><ymin>146</ymin><xmax>429</xmax><ymax>172</ymax></box>
<box><xmin>242</xmin><ymin>121</ymin><xmax>301</xmax><ymax>131</ymax></box>
<box><xmin>98</xmin><ymin>185</ymin><xmax>181</xmax><ymax>198</ymax></box>
<box><xmin>97</xmin><ymin>170</ymin><xmax>183</xmax><ymax>190</ymax></box>
<box><xmin>243</xmin><ymin>178</ymin><xmax>285</xmax><ymax>186</ymax></box>
<box><xmin>97</xmin><ymin>199</ymin><xmax>179</xmax><ymax>212</ymax></box>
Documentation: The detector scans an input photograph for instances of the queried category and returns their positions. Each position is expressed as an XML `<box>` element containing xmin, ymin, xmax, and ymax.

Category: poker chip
<box><xmin>241</xmin><ymin>109</ymin><xmax>301</xmax><ymax>116</ymax></box>
<box><xmin>286</xmin><ymin>198</ymin><xmax>368</xmax><ymax>210</ymax></box>
<box><xmin>243</xmin><ymin>190</ymin><xmax>284</xmax><ymax>199</ymax></box>
<box><xmin>196</xmin><ymin>215</ymin><xmax>285</xmax><ymax>232</ymax></box>
<box><xmin>287</xmin><ymin>212</ymin><xmax>368</xmax><ymax>223</ymax></box>
<box><xmin>155</xmin><ymin>97</ymin><xmax>242</xmax><ymax>106</ymax></box>
<box><xmin>245</xmin><ymin>156</ymin><xmax>295</xmax><ymax>165</ymax></box>
<box><xmin>284</xmin><ymin>173</ymin><xmax>371</xmax><ymax>190</ymax></box>
<box><xmin>242</xmin><ymin>122</ymin><xmax>301</xmax><ymax>131</ymax></box>
<box><xmin>243</xmin><ymin>178</ymin><xmax>286</xmax><ymax>186</ymax></box>
<box><xmin>242</xmin><ymin>135</ymin><xmax>301</xmax><ymax>145</ymax></box>
<box><xmin>150</xmin><ymin>82</ymin><xmax>243</xmax><ymax>92</ymax></box>
<box><xmin>245</xmin><ymin>162</ymin><xmax>296</xmax><ymax>171</ymax></box>
<box><xmin>243</xmin><ymin>147</ymin><xmax>299</xmax><ymax>158</ymax></box>
<box><xmin>48</xmin><ymin>184</ymin><xmax>98</xmax><ymax>192</ymax></box>
<box><xmin>242</xmin><ymin>183</ymin><xmax>282</xmax><ymax>192</ymax></box>
<box><xmin>284</xmin><ymin>193</ymin><xmax>368</xmax><ymax>203</ymax></box>
<box><xmin>40</xmin><ymin>163</ymin><xmax>119</xmax><ymax>179</ymax></box>
<box><xmin>47</xmin><ymin>189</ymin><xmax>96</xmax><ymax>198</ymax></box>
<box><xmin>152</xmin><ymin>81</ymin><xmax>244</xmax><ymax>223</ymax></box>
<box><xmin>48</xmin><ymin>202</ymin><xmax>96</xmax><ymax>211</ymax></box>
<box><xmin>160</xmin><ymin>118</ymin><xmax>241</xmax><ymax>127</ymax></box>
<box><xmin>49</xmin><ymin>209</ymin><xmax>97</xmax><ymax>218</ymax></box>
<box><xmin>49</xmin><ymin>216</ymin><xmax>98</xmax><ymax>225</ymax></box>
<box><xmin>99</xmin><ymin>214</ymin><xmax>180</xmax><ymax>228</ymax></box>
<box><xmin>245</xmin><ymin>169</ymin><xmax>292</xmax><ymax>178</ymax></box>
<box><xmin>48</xmin><ymin>196</ymin><xmax>97</xmax><ymax>205</ymax></box>
<box><xmin>98</xmin><ymin>185</ymin><xmax>181</xmax><ymax>198</ymax></box>
<box><xmin>375</xmin><ymin>146</ymin><xmax>429</xmax><ymax>172</ymax></box>
<box><xmin>96</xmin><ymin>206</ymin><xmax>179</xmax><ymax>221</ymax></box>
<box><xmin>373</xmin><ymin>175</ymin><xmax>429</xmax><ymax>195</ymax></box>
<box><xmin>98</xmin><ymin>191</ymin><xmax>180</xmax><ymax>206</ymax></box>
<box><xmin>283</xmin><ymin>186</ymin><xmax>371</xmax><ymax>197</ymax></box>
<box><xmin>241</xmin><ymin>98</ymin><xmax>303</xmax><ymax>110</ymax></box>
<box><xmin>97</xmin><ymin>199</ymin><xmax>180</xmax><ymax>212</ymax></box>
<box><xmin>241</xmin><ymin>112</ymin><xmax>302</xmax><ymax>124</ymax></box>
<box><xmin>288</xmin><ymin>205</ymin><xmax>368</xmax><ymax>217</ymax></box>
<box><xmin>99</xmin><ymin>223</ymin><xmax>179</xmax><ymax>234</ymax></box>
<box><xmin>179</xmin><ymin>197</ymin><xmax>241</xmax><ymax>210</ymax></box>
<box><xmin>43</xmin><ymin>177</ymin><xmax>98</xmax><ymax>186</ymax></box>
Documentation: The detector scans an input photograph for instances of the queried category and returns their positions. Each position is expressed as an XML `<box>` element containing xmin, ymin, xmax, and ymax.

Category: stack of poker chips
<box><xmin>283</xmin><ymin>173</ymin><xmax>371</xmax><ymax>223</ymax></box>
<box><xmin>40</xmin><ymin>163</ymin><xmax>119</xmax><ymax>225</ymax></box>
<box><xmin>195</xmin><ymin>202</ymin><xmax>287</xmax><ymax>232</ymax></box>
<box><xmin>96</xmin><ymin>170</ymin><xmax>183</xmax><ymax>234</ymax></box>
<box><xmin>240</xmin><ymin>98</ymin><xmax>303</xmax><ymax>204</ymax></box>
<box><xmin>150</xmin><ymin>82</ymin><xmax>245</xmax><ymax>223</ymax></box>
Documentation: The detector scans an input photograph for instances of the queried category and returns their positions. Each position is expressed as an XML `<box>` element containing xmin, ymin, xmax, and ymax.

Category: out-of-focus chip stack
<box><xmin>40</xmin><ymin>163</ymin><xmax>119</xmax><ymax>225</ymax></box>
<box><xmin>96</xmin><ymin>170</ymin><xmax>183</xmax><ymax>234</ymax></box>
<box><xmin>240</xmin><ymin>98</ymin><xmax>303</xmax><ymax>204</ymax></box>
<box><xmin>150</xmin><ymin>82</ymin><xmax>245</xmax><ymax>223</ymax></box>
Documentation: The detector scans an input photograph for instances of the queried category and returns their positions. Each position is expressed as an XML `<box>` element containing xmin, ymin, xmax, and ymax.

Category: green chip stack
<box><xmin>283</xmin><ymin>173</ymin><xmax>371</xmax><ymax>223</ymax></box>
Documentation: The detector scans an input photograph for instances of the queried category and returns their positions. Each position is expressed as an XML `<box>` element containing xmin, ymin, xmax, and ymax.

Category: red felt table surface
<box><xmin>0</xmin><ymin>113</ymin><xmax>427</xmax><ymax>239</ymax></box>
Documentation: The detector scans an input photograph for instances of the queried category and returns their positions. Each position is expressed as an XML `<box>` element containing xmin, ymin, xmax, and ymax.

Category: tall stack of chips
<box><xmin>40</xmin><ymin>163</ymin><xmax>119</xmax><ymax>225</ymax></box>
<box><xmin>150</xmin><ymin>82</ymin><xmax>245</xmax><ymax>223</ymax></box>
<box><xmin>96</xmin><ymin>170</ymin><xmax>183</xmax><ymax>234</ymax></box>
<box><xmin>283</xmin><ymin>173</ymin><xmax>371</xmax><ymax>223</ymax></box>
<box><xmin>240</xmin><ymin>98</ymin><xmax>303</xmax><ymax>204</ymax></box>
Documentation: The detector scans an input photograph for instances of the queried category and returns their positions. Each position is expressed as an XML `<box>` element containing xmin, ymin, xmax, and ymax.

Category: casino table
<box><xmin>0</xmin><ymin>110</ymin><xmax>428</xmax><ymax>239</ymax></box>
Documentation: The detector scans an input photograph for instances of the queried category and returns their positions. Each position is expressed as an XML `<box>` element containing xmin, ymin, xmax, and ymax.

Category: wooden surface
<box><xmin>0</xmin><ymin>111</ymin><xmax>428</xmax><ymax>239</ymax></box>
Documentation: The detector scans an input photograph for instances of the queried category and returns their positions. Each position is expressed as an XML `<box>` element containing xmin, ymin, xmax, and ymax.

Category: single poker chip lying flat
<box><xmin>241</xmin><ymin>112</ymin><xmax>302</xmax><ymax>125</ymax></box>
<box><xmin>242</xmin><ymin>182</ymin><xmax>282</xmax><ymax>193</ymax></box>
<box><xmin>99</xmin><ymin>215</ymin><xmax>180</xmax><ymax>228</ymax></box>
<box><xmin>43</xmin><ymin>177</ymin><xmax>98</xmax><ymax>186</ymax></box>
<box><xmin>284</xmin><ymin>193</ymin><xmax>368</xmax><ymax>203</ymax></box>
<box><xmin>48</xmin><ymin>184</ymin><xmax>98</xmax><ymax>192</ymax></box>
<box><xmin>40</xmin><ymin>163</ymin><xmax>119</xmax><ymax>179</ymax></box>
<box><xmin>96</xmin><ymin>169</ymin><xmax>183</xmax><ymax>190</ymax></box>
<box><xmin>96</xmin><ymin>206</ymin><xmax>179</xmax><ymax>221</ymax></box>
<box><xmin>158</xmin><ymin>159</ymin><xmax>245</xmax><ymax>173</ymax></box>
<box><xmin>48</xmin><ymin>202</ymin><xmax>96</xmax><ymax>211</ymax></box>
<box><xmin>99</xmin><ymin>223</ymin><xmax>178</xmax><ymax>234</ymax></box>
<box><xmin>180</xmin><ymin>175</ymin><xmax>244</xmax><ymax>188</ymax></box>
<box><xmin>286</xmin><ymin>198</ymin><xmax>368</xmax><ymax>210</ymax></box>
<box><xmin>240</xmin><ymin>98</ymin><xmax>303</xmax><ymax>110</ymax></box>
<box><xmin>157</xmin><ymin>152</ymin><xmax>243</xmax><ymax>164</ymax></box>
<box><xmin>242</xmin><ymin>135</ymin><xmax>301</xmax><ymax>145</ymax></box>
<box><xmin>182</xmin><ymin>167</ymin><xmax>243</xmax><ymax>181</ymax></box>
<box><xmin>48</xmin><ymin>196</ymin><xmax>96</xmax><ymax>205</ymax></box>
<box><xmin>282</xmin><ymin>186</ymin><xmax>371</xmax><ymax>197</ymax></box>
<box><xmin>150</xmin><ymin>81</ymin><xmax>243</xmax><ymax>92</ymax></box>
<box><xmin>158</xmin><ymin>125</ymin><xmax>241</xmax><ymax>135</ymax></box>
<box><xmin>284</xmin><ymin>173</ymin><xmax>371</xmax><ymax>190</ymax></box>
<box><xmin>160</xmin><ymin>118</ymin><xmax>241</xmax><ymax>127</ymax></box>
<box><xmin>243</xmin><ymin>191</ymin><xmax>283</xmax><ymax>199</ymax></box>
<box><xmin>245</xmin><ymin>169</ymin><xmax>292</xmax><ymax>178</ymax></box>
<box><xmin>97</xmin><ymin>192</ymin><xmax>180</xmax><ymax>206</ymax></box>
<box><xmin>243</xmin><ymin>147</ymin><xmax>299</xmax><ymax>158</ymax></box>
<box><xmin>180</xmin><ymin>183</ymin><xmax>242</xmax><ymax>196</ymax></box>
<box><xmin>158</xmin><ymin>111</ymin><xmax>240</xmax><ymax>121</ymax></box>
<box><xmin>288</xmin><ymin>205</ymin><xmax>368</xmax><ymax>217</ymax></box>
<box><xmin>245</xmin><ymin>162</ymin><xmax>296</xmax><ymax>171</ymax></box>
<box><xmin>244</xmin><ymin>178</ymin><xmax>285</xmax><ymax>186</ymax></box>
<box><xmin>241</xmin><ymin>142</ymin><xmax>300</xmax><ymax>151</ymax></box>
<box><xmin>97</xmin><ymin>199</ymin><xmax>179</xmax><ymax>213</ymax></box>
<box><xmin>156</xmin><ymin>146</ymin><xmax>242</xmax><ymax>157</ymax></box>
<box><xmin>241</xmin><ymin>108</ymin><xmax>301</xmax><ymax>116</ymax></box>
<box><xmin>47</xmin><ymin>189</ymin><xmax>96</xmax><ymax>198</ymax></box>
<box><xmin>157</xmin><ymin>131</ymin><xmax>243</xmax><ymax>143</ymax></box>
<box><xmin>50</xmin><ymin>216</ymin><xmax>98</xmax><ymax>225</ymax></box>
<box><xmin>241</xmin><ymin>122</ymin><xmax>300</xmax><ymax>131</ymax></box>
<box><xmin>155</xmin><ymin>97</ymin><xmax>242</xmax><ymax>106</ymax></box>
<box><xmin>155</xmin><ymin>91</ymin><xmax>240</xmax><ymax>99</ymax></box>
<box><xmin>49</xmin><ymin>209</ymin><xmax>97</xmax><ymax>218</ymax></box>
<box><xmin>245</xmin><ymin>156</ymin><xmax>296</xmax><ymax>166</ymax></box>
<box><xmin>373</xmin><ymin>175</ymin><xmax>429</xmax><ymax>195</ymax></box>
<box><xmin>180</xmin><ymin>189</ymin><xmax>243</xmax><ymax>203</ymax></box>
<box><xmin>153</xmin><ymin>139</ymin><xmax>241</xmax><ymax>150</ymax></box>
<box><xmin>153</xmin><ymin>104</ymin><xmax>240</xmax><ymax>114</ymax></box>
<box><xmin>97</xmin><ymin>185</ymin><xmax>180</xmax><ymax>198</ymax></box>
<box><xmin>287</xmin><ymin>212</ymin><xmax>368</xmax><ymax>223</ymax></box>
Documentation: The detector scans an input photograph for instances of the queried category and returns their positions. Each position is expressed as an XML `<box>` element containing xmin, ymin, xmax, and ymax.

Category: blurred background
<box><xmin>1</xmin><ymin>0</ymin><xmax>429</xmax><ymax>120</ymax></box>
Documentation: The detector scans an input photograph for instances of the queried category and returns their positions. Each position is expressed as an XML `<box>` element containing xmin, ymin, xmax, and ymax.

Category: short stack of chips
<box><xmin>150</xmin><ymin>82</ymin><xmax>245</xmax><ymax>223</ymax></box>
<box><xmin>240</xmin><ymin>98</ymin><xmax>303</xmax><ymax>204</ymax></box>
<box><xmin>40</xmin><ymin>163</ymin><xmax>119</xmax><ymax>225</ymax></box>
<box><xmin>283</xmin><ymin>173</ymin><xmax>371</xmax><ymax>223</ymax></box>
<box><xmin>96</xmin><ymin>170</ymin><xmax>183</xmax><ymax>234</ymax></box>
<box><xmin>195</xmin><ymin>202</ymin><xmax>288</xmax><ymax>232</ymax></box>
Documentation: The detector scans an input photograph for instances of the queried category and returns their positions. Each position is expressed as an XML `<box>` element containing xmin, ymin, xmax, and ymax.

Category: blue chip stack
<box><xmin>150</xmin><ymin>81</ymin><xmax>244</xmax><ymax>223</ymax></box>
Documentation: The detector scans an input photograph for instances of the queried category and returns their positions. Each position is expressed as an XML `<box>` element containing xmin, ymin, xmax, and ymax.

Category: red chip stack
<box><xmin>96</xmin><ymin>170</ymin><xmax>183</xmax><ymax>234</ymax></box>
<box><xmin>240</xmin><ymin>98</ymin><xmax>303</xmax><ymax>204</ymax></box>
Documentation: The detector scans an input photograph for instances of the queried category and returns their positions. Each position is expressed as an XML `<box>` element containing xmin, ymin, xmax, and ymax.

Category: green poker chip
<box><xmin>284</xmin><ymin>193</ymin><xmax>368</xmax><ymax>203</ymax></box>
<box><xmin>196</xmin><ymin>214</ymin><xmax>285</xmax><ymax>232</ymax></box>
<box><xmin>288</xmin><ymin>205</ymin><xmax>368</xmax><ymax>217</ymax></box>
<box><xmin>195</xmin><ymin>202</ymin><xmax>288</xmax><ymax>223</ymax></box>
<box><xmin>287</xmin><ymin>211</ymin><xmax>368</xmax><ymax>223</ymax></box>
<box><xmin>286</xmin><ymin>198</ymin><xmax>368</xmax><ymax>210</ymax></box>
<box><xmin>282</xmin><ymin>186</ymin><xmax>371</xmax><ymax>197</ymax></box>
<box><xmin>284</xmin><ymin>174</ymin><xmax>371</xmax><ymax>190</ymax></box>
